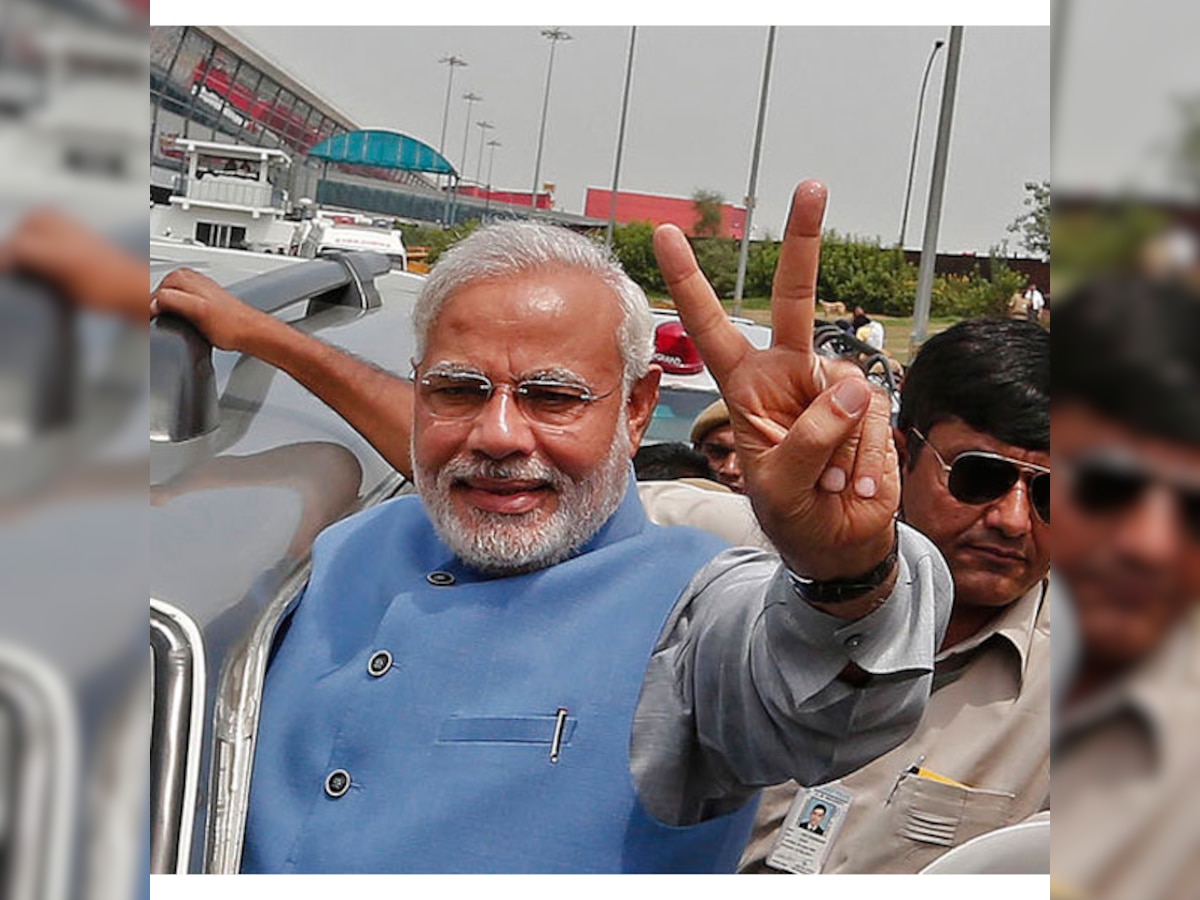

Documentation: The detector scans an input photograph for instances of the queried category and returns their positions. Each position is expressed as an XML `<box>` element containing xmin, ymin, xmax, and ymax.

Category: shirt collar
<box><xmin>935</xmin><ymin>579</ymin><xmax>1048</xmax><ymax>684</ymax></box>
<box><xmin>1058</xmin><ymin>609</ymin><xmax>1200</xmax><ymax>762</ymax></box>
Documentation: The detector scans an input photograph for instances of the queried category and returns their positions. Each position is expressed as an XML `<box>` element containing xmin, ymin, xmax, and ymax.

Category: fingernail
<box><xmin>820</xmin><ymin>466</ymin><xmax>847</xmax><ymax>493</ymax></box>
<box><xmin>832</xmin><ymin>379</ymin><xmax>870</xmax><ymax>416</ymax></box>
<box><xmin>855</xmin><ymin>476</ymin><xmax>878</xmax><ymax>498</ymax></box>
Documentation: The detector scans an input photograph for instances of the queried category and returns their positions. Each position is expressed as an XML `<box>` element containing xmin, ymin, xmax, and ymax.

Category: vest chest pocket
<box><xmin>438</xmin><ymin>715</ymin><xmax>577</xmax><ymax>746</ymax></box>
<box><xmin>894</xmin><ymin>773</ymin><xmax>1015</xmax><ymax>848</ymax></box>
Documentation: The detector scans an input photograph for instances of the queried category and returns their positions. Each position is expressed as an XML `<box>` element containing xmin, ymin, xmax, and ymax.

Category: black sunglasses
<box><xmin>911</xmin><ymin>428</ymin><xmax>1050</xmax><ymax>524</ymax></box>
<box><xmin>1065</xmin><ymin>452</ymin><xmax>1200</xmax><ymax>541</ymax></box>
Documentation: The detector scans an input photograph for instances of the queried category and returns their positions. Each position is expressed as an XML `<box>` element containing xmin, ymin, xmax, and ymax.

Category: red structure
<box><xmin>584</xmin><ymin>188</ymin><xmax>747</xmax><ymax>239</ymax></box>
<box><xmin>190</xmin><ymin>63</ymin><xmax>324</xmax><ymax>151</ymax></box>
<box><xmin>457</xmin><ymin>185</ymin><xmax>553</xmax><ymax>210</ymax></box>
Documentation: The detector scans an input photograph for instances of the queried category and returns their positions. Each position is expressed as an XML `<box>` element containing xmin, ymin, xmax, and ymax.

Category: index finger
<box><xmin>771</xmin><ymin>180</ymin><xmax>827</xmax><ymax>354</ymax></box>
<box><xmin>653</xmin><ymin>224</ymin><xmax>753</xmax><ymax>386</ymax></box>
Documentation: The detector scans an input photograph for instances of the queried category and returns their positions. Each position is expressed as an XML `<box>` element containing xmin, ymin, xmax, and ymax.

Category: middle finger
<box><xmin>771</xmin><ymin>180</ymin><xmax>827</xmax><ymax>359</ymax></box>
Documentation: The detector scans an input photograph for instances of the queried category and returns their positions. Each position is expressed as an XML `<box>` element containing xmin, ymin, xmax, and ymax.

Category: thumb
<box><xmin>768</xmin><ymin>377</ymin><xmax>872</xmax><ymax>490</ymax></box>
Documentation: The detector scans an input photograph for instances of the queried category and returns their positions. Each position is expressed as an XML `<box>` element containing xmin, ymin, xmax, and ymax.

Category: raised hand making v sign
<box><xmin>653</xmin><ymin>181</ymin><xmax>900</xmax><ymax>616</ymax></box>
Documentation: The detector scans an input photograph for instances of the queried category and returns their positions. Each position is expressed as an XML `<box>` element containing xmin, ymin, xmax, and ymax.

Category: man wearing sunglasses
<box><xmin>741</xmin><ymin>317</ymin><xmax>1051</xmax><ymax>874</ymax></box>
<box><xmin>1051</xmin><ymin>275</ymin><xmax>1200</xmax><ymax>899</ymax></box>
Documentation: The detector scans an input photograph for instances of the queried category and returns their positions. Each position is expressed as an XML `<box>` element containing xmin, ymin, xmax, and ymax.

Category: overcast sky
<box><xmin>1054</xmin><ymin>0</ymin><xmax>1200</xmax><ymax>198</ymax></box>
<box><xmin>228</xmin><ymin>25</ymin><xmax>1049</xmax><ymax>254</ymax></box>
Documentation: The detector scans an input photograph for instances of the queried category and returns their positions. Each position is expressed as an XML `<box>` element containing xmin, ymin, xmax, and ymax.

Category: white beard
<box><xmin>413</xmin><ymin>420</ymin><xmax>632</xmax><ymax>576</ymax></box>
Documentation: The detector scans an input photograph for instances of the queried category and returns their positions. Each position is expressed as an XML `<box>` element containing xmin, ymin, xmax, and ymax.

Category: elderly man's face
<box><xmin>1053</xmin><ymin>403</ymin><xmax>1200</xmax><ymax>668</ymax></box>
<box><xmin>412</xmin><ymin>268</ymin><xmax>658</xmax><ymax>573</ymax></box>
<box><xmin>901</xmin><ymin>418</ymin><xmax>1051</xmax><ymax>611</ymax></box>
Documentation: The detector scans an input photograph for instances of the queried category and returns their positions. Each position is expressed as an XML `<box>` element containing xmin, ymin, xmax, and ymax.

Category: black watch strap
<box><xmin>787</xmin><ymin>525</ymin><xmax>900</xmax><ymax>605</ymax></box>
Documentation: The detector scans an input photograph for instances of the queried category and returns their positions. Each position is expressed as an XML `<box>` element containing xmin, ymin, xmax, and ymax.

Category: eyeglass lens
<box><xmin>419</xmin><ymin>372</ymin><xmax>597</xmax><ymax>425</ymax></box>
<box><xmin>1072</xmin><ymin>461</ymin><xmax>1200</xmax><ymax>540</ymax></box>
<box><xmin>947</xmin><ymin>455</ymin><xmax>1050</xmax><ymax>524</ymax></box>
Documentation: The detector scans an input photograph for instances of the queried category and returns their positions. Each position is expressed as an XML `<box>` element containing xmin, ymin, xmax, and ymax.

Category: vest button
<box><xmin>324</xmin><ymin>769</ymin><xmax>351</xmax><ymax>798</ymax></box>
<box><xmin>367</xmin><ymin>650</ymin><xmax>393</xmax><ymax>677</ymax></box>
<box><xmin>426</xmin><ymin>570</ymin><xmax>455</xmax><ymax>586</ymax></box>
<box><xmin>844</xmin><ymin>634</ymin><xmax>863</xmax><ymax>649</ymax></box>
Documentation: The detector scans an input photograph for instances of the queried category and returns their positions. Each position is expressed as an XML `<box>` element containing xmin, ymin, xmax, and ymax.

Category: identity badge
<box><xmin>765</xmin><ymin>783</ymin><xmax>854</xmax><ymax>874</ymax></box>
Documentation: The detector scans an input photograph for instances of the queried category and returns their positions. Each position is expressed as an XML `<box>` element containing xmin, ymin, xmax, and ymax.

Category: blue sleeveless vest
<box><xmin>241</xmin><ymin>477</ymin><xmax>760</xmax><ymax>873</ymax></box>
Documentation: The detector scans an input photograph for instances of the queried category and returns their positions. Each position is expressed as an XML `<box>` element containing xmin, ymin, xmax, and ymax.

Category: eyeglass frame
<box><xmin>411</xmin><ymin>360</ymin><xmax>620</xmax><ymax>426</ymax></box>
<box><xmin>909</xmin><ymin>427</ymin><xmax>1050</xmax><ymax>525</ymax></box>
<box><xmin>1060</xmin><ymin>449</ymin><xmax>1200</xmax><ymax>539</ymax></box>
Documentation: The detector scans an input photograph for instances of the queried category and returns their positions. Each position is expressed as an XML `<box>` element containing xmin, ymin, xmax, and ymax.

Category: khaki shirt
<box><xmin>739</xmin><ymin>580</ymin><xmax>1050</xmax><ymax>874</ymax></box>
<box><xmin>1052</xmin><ymin>610</ymin><xmax>1200</xmax><ymax>900</ymax></box>
<box><xmin>637</xmin><ymin>479</ymin><xmax>771</xmax><ymax>550</ymax></box>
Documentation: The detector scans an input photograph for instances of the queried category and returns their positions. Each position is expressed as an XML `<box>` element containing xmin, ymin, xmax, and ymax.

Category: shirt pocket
<box><xmin>894</xmin><ymin>773</ymin><xmax>1015</xmax><ymax>848</ymax></box>
<box><xmin>437</xmin><ymin>715</ymin><xmax>577</xmax><ymax>746</ymax></box>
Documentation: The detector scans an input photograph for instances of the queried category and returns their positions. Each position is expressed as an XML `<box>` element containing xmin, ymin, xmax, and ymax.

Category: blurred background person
<box><xmin>632</xmin><ymin>441</ymin><xmax>718</xmax><ymax>483</ymax></box>
<box><xmin>690</xmin><ymin>399</ymin><xmax>745</xmax><ymax>493</ymax></box>
<box><xmin>1051</xmin><ymin>276</ymin><xmax>1200</xmax><ymax>900</ymax></box>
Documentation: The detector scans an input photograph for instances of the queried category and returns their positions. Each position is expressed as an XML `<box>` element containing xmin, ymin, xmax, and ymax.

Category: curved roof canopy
<box><xmin>308</xmin><ymin>129</ymin><xmax>457</xmax><ymax>176</ymax></box>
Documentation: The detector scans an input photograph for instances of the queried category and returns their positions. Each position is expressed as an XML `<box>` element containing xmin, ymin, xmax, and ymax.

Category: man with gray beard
<box><xmin>415</xmin><ymin>411</ymin><xmax>633</xmax><ymax>574</ymax></box>
<box><xmin>153</xmin><ymin>181</ymin><xmax>951</xmax><ymax>873</ymax></box>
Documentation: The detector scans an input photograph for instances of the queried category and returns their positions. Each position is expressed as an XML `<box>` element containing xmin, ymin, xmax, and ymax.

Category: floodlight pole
<box><xmin>475</xmin><ymin>120</ymin><xmax>495</xmax><ymax>184</ymax></box>
<box><xmin>485</xmin><ymin>139</ymin><xmax>501</xmax><ymax>218</ymax></box>
<box><xmin>437</xmin><ymin>54</ymin><xmax>467</xmax><ymax>155</ymax></box>
<box><xmin>531</xmin><ymin>27</ymin><xmax>572</xmax><ymax>211</ymax></box>
<box><xmin>605</xmin><ymin>26</ymin><xmax>637</xmax><ymax>247</ymax></box>
<box><xmin>459</xmin><ymin>91</ymin><xmax>483</xmax><ymax>177</ymax></box>
<box><xmin>910</xmin><ymin>26</ymin><xmax>964</xmax><ymax>359</ymax></box>
<box><xmin>898</xmin><ymin>38</ymin><xmax>945</xmax><ymax>248</ymax></box>
<box><xmin>733</xmin><ymin>25</ymin><xmax>776</xmax><ymax>316</ymax></box>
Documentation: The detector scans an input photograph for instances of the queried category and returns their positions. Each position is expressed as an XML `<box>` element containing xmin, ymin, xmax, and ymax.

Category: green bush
<box><xmin>817</xmin><ymin>231</ymin><xmax>916</xmax><ymax>316</ymax></box>
<box><xmin>930</xmin><ymin>258</ymin><xmax>1025</xmax><ymax>318</ymax></box>
<box><xmin>399</xmin><ymin>217</ymin><xmax>1021</xmax><ymax>323</ymax></box>
<box><xmin>745</xmin><ymin>239</ymin><xmax>781</xmax><ymax>297</ymax></box>
<box><xmin>691</xmin><ymin>238</ymin><xmax>740</xmax><ymax>299</ymax></box>
<box><xmin>610</xmin><ymin>221</ymin><xmax>665</xmax><ymax>294</ymax></box>
<box><xmin>398</xmin><ymin>219</ymin><xmax>480</xmax><ymax>265</ymax></box>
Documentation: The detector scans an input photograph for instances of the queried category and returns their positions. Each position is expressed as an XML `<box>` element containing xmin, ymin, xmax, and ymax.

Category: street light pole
<box><xmin>897</xmin><ymin>38</ymin><xmax>945</xmax><ymax>248</ymax></box>
<box><xmin>485</xmin><ymin>138</ymin><xmax>501</xmax><ymax>218</ymax></box>
<box><xmin>733</xmin><ymin>25</ymin><xmax>777</xmax><ymax>316</ymax></box>
<box><xmin>605</xmin><ymin>26</ymin><xmax>637</xmax><ymax>248</ymax></box>
<box><xmin>475</xmin><ymin>120</ymin><xmax>495</xmax><ymax>184</ymax></box>
<box><xmin>437</xmin><ymin>55</ymin><xmax>467</xmax><ymax>155</ymax></box>
<box><xmin>911</xmin><ymin>26</ymin><xmax>964</xmax><ymax>359</ymax></box>
<box><xmin>459</xmin><ymin>91</ymin><xmax>483</xmax><ymax>177</ymax></box>
<box><xmin>531</xmin><ymin>27</ymin><xmax>572</xmax><ymax>211</ymax></box>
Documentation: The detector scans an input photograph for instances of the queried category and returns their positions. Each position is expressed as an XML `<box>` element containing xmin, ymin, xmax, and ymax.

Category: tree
<box><xmin>1008</xmin><ymin>180</ymin><xmax>1050</xmax><ymax>259</ymax></box>
<box><xmin>691</xmin><ymin>189</ymin><xmax>725</xmax><ymax>238</ymax></box>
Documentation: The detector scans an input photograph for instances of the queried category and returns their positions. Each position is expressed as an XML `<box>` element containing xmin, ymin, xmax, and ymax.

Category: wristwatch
<box><xmin>787</xmin><ymin>524</ymin><xmax>899</xmax><ymax>605</ymax></box>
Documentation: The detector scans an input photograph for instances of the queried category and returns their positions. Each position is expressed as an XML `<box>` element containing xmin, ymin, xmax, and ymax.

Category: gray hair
<box><xmin>412</xmin><ymin>220</ymin><xmax>655</xmax><ymax>390</ymax></box>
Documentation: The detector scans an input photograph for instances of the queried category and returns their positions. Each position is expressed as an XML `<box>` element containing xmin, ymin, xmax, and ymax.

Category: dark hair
<box><xmin>898</xmin><ymin>317</ymin><xmax>1050</xmax><ymax>456</ymax></box>
<box><xmin>633</xmin><ymin>442</ymin><xmax>716</xmax><ymax>482</ymax></box>
<box><xmin>811</xmin><ymin>804</ymin><xmax>828</xmax><ymax>815</ymax></box>
<box><xmin>1054</xmin><ymin>276</ymin><xmax>1200</xmax><ymax>445</ymax></box>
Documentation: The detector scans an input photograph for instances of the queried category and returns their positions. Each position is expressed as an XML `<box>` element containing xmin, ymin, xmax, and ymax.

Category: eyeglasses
<box><xmin>1064</xmin><ymin>451</ymin><xmax>1200</xmax><ymax>541</ymax></box>
<box><xmin>415</xmin><ymin>366</ymin><xmax>617</xmax><ymax>426</ymax></box>
<box><xmin>911</xmin><ymin>428</ymin><xmax>1050</xmax><ymax>524</ymax></box>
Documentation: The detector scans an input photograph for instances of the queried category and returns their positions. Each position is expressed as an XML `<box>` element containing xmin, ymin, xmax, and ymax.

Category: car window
<box><xmin>645</xmin><ymin>387</ymin><xmax>720</xmax><ymax>446</ymax></box>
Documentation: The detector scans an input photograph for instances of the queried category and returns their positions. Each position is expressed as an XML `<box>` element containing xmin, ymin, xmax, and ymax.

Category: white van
<box><xmin>292</xmin><ymin>215</ymin><xmax>408</xmax><ymax>271</ymax></box>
